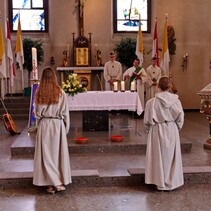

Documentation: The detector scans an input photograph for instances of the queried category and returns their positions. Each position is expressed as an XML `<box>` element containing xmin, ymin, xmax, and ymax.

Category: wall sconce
<box><xmin>181</xmin><ymin>53</ymin><xmax>188</xmax><ymax>71</ymax></box>
<box><xmin>50</xmin><ymin>56</ymin><xmax>55</xmax><ymax>66</ymax></box>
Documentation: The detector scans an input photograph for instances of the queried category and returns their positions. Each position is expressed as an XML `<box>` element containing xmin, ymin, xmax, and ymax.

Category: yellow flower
<box><xmin>72</xmin><ymin>73</ymin><xmax>77</xmax><ymax>78</ymax></box>
<box><xmin>62</xmin><ymin>73</ymin><xmax>86</xmax><ymax>96</ymax></box>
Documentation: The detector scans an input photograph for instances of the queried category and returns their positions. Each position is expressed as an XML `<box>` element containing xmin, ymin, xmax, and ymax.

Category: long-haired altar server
<box><xmin>33</xmin><ymin>67</ymin><xmax>71</xmax><ymax>194</ymax></box>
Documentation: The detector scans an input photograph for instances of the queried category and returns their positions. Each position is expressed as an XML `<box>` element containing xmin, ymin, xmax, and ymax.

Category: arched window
<box><xmin>113</xmin><ymin>0</ymin><xmax>151</xmax><ymax>33</ymax></box>
<box><xmin>8</xmin><ymin>0</ymin><xmax>49</xmax><ymax>32</ymax></box>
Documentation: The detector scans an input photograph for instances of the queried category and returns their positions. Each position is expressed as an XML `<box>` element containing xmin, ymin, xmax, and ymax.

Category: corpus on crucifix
<box><xmin>75</xmin><ymin>0</ymin><xmax>86</xmax><ymax>36</ymax></box>
<box><xmin>73</xmin><ymin>0</ymin><xmax>91</xmax><ymax>67</ymax></box>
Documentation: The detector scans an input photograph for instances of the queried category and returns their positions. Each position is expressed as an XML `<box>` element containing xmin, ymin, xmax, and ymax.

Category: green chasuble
<box><xmin>129</xmin><ymin>66</ymin><xmax>142</xmax><ymax>88</ymax></box>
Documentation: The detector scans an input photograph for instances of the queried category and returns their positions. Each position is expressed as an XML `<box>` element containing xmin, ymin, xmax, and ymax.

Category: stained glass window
<box><xmin>113</xmin><ymin>0</ymin><xmax>151</xmax><ymax>33</ymax></box>
<box><xmin>8</xmin><ymin>0</ymin><xmax>48</xmax><ymax>32</ymax></box>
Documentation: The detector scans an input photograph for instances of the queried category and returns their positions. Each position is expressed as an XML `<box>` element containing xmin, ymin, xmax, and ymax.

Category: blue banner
<box><xmin>28</xmin><ymin>81</ymin><xmax>39</xmax><ymax>131</ymax></box>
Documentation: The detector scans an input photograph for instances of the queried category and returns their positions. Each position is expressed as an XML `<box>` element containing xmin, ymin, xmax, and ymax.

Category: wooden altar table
<box><xmin>67</xmin><ymin>91</ymin><xmax>143</xmax><ymax>131</ymax></box>
<box><xmin>57</xmin><ymin>66</ymin><xmax>104</xmax><ymax>91</ymax></box>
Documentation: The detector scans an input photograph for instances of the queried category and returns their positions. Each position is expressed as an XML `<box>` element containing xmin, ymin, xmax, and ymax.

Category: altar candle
<box><xmin>113</xmin><ymin>82</ymin><xmax>118</xmax><ymax>91</ymax></box>
<box><xmin>32</xmin><ymin>47</ymin><xmax>38</xmax><ymax>80</ymax></box>
<box><xmin>131</xmin><ymin>81</ymin><xmax>136</xmax><ymax>91</ymax></box>
<box><xmin>121</xmin><ymin>81</ymin><xmax>125</xmax><ymax>91</ymax></box>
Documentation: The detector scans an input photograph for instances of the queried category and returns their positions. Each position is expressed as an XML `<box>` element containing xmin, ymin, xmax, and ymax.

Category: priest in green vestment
<box><xmin>123</xmin><ymin>58</ymin><xmax>147</xmax><ymax>110</ymax></box>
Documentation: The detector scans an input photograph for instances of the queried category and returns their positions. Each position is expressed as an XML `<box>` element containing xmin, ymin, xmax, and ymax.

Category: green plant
<box><xmin>115</xmin><ymin>38</ymin><xmax>137</xmax><ymax>68</ymax></box>
<box><xmin>23</xmin><ymin>38</ymin><xmax>44</xmax><ymax>86</ymax></box>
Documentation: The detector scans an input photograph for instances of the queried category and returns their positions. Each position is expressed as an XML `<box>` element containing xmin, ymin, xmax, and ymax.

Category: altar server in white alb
<box><xmin>144</xmin><ymin>76</ymin><xmax>184</xmax><ymax>191</ymax></box>
<box><xmin>145</xmin><ymin>57</ymin><xmax>162</xmax><ymax>102</ymax></box>
<box><xmin>33</xmin><ymin>67</ymin><xmax>72</xmax><ymax>194</ymax></box>
<box><xmin>123</xmin><ymin>58</ymin><xmax>147</xmax><ymax>109</ymax></box>
<box><xmin>104</xmin><ymin>51</ymin><xmax>122</xmax><ymax>90</ymax></box>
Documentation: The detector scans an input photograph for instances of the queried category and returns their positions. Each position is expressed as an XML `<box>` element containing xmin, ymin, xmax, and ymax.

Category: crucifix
<box><xmin>73</xmin><ymin>0</ymin><xmax>92</xmax><ymax>67</ymax></box>
<box><xmin>76</xmin><ymin>0</ymin><xmax>85</xmax><ymax>36</ymax></box>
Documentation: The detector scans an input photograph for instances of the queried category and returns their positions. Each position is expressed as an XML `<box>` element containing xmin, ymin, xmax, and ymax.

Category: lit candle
<box><xmin>32</xmin><ymin>47</ymin><xmax>38</xmax><ymax>80</ymax></box>
<box><xmin>113</xmin><ymin>82</ymin><xmax>118</xmax><ymax>91</ymax></box>
<box><xmin>121</xmin><ymin>81</ymin><xmax>125</xmax><ymax>91</ymax></box>
<box><xmin>130</xmin><ymin>81</ymin><xmax>136</xmax><ymax>91</ymax></box>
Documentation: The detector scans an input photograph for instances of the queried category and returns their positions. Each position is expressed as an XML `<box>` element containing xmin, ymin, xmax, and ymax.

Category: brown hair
<box><xmin>35</xmin><ymin>67</ymin><xmax>62</xmax><ymax>104</ymax></box>
<box><xmin>109</xmin><ymin>51</ymin><xmax>115</xmax><ymax>56</ymax></box>
<box><xmin>158</xmin><ymin>77</ymin><xmax>172</xmax><ymax>91</ymax></box>
<box><xmin>134</xmin><ymin>58</ymin><xmax>140</xmax><ymax>63</ymax></box>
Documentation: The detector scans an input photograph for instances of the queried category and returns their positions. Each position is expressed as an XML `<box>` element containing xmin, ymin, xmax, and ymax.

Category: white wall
<box><xmin>1</xmin><ymin>0</ymin><xmax>210</xmax><ymax>109</ymax></box>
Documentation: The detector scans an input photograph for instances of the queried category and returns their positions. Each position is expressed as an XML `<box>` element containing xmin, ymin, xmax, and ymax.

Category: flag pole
<box><xmin>21</xmin><ymin>66</ymin><xmax>24</xmax><ymax>95</ymax></box>
<box><xmin>160</xmin><ymin>13</ymin><xmax>170</xmax><ymax>76</ymax></box>
<box><xmin>8</xmin><ymin>59</ymin><xmax>12</xmax><ymax>98</ymax></box>
<box><xmin>15</xmin><ymin>12</ymin><xmax>25</xmax><ymax>95</ymax></box>
<box><xmin>6</xmin><ymin>18</ymin><xmax>12</xmax><ymax>98</ymax></box>
<box><xmin>166</xmin><ymin>13</ymin><xmax>170</xmax><ymax>77</ymax></box>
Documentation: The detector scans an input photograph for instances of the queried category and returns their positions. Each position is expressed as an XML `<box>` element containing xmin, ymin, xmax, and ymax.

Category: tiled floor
<box><xmin>0</xmin><ymin>111</ymin><xmax>211</xmax><ymax>211</ymax></box>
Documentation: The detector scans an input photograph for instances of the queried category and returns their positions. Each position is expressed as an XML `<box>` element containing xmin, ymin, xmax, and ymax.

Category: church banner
<box><xmin>28</xmin><ymin>81</ymin><xmax>39</xmax><ymax>132</ymax></box>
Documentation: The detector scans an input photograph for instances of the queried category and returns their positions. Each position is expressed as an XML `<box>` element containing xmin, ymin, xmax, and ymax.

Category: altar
<box><xmin>67</xmin><ymin>91</ymin><xmax>143</xmax><ymax>131</ymax></box>
<box><xmin>57</xmin><ymin>66</ymin><xmax>104</xmax><ymax>91</ymax></box>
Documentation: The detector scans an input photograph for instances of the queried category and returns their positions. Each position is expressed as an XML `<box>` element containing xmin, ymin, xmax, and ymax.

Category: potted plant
<box><xmin>22</xmin><ymin>38</ymin><xmax>44</xmax><ymax>96</ymax></box>
<box><xmin>115</xmin><ymin>37</ymin><xmax>137</xmax><ymax>68</ymax></box>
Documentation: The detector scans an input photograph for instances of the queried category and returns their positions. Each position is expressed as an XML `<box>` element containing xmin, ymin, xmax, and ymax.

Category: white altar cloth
<box><xmin>67</xmin><ymin>91</ymin><xmax>143</xmax><ymax>115</ymax></box>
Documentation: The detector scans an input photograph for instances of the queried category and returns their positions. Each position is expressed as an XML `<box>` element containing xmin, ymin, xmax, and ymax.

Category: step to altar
<box><xmin>10</xmin><ymin>127</ymin><xmax>192</xmax><ymax>156</ymax></box>
<box><xmin>0</xmin><ymin>166</ymin><xmax>211</xmax><ymax>189</ymax></box>
<box><xmin>0</xmin><ymin>96</ymin><xmax>30</xmax><ymax>120</ymax></box>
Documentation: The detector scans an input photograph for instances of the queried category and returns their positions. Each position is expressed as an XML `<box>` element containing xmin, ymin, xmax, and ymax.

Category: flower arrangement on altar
<box><xmin>62</xmin><ymin>73</ymin><xmax>87</xmax><ymax>96</ymax></box>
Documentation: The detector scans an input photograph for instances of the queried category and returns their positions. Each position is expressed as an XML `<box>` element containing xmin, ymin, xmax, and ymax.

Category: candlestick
<box><xmin>121</xmin><ymin>81</ymin><xmax>125</xmax><ymax>92</ymax></box>
<box><xmin>32</xmin><ymin>47</ymin><xmax>38</xmax><ymax>80</ymax></box>
<box><xmin>113</xmin><ymin>82</ymin><xmax>118</xmax><ymax>92</ymax></box>
<box><xmin>67</xmin><ymin>44</ymin><xmax>70</xmax><ymax>66</ymax></box>
<box><xmin>130</xmin><ymin>81</ymin><xmax>136</xmax><ymax>92</ymax></box>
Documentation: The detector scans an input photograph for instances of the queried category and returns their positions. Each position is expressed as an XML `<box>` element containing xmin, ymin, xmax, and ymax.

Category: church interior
<box><xmin>0</xmin><ymin>0</ymin><xmax>211</xmax><ymax>210</ymax></box>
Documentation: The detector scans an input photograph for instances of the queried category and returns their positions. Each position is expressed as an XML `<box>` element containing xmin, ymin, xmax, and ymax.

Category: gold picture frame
<box><xmin>75</xmin><ymin>47</ymin><xmax>89</xmax><ymax>66</ymax></box>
